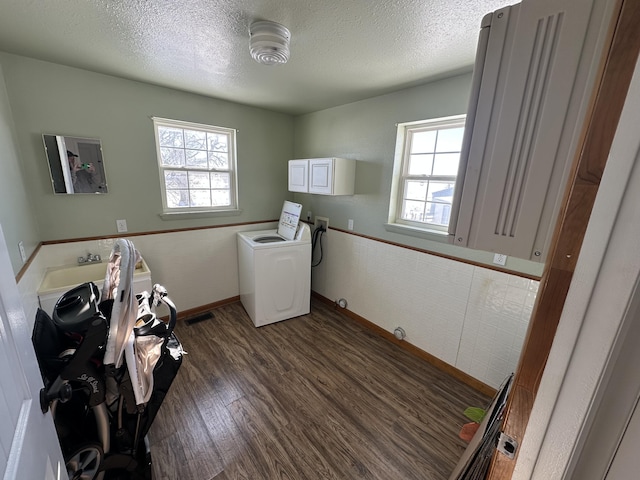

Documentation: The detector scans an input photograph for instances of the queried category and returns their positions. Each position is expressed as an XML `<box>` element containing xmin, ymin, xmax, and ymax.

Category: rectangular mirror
<box><xmin>43</xmin><ymin>134</ymin><xmax>108</xmax><ymax>194</ymax></box>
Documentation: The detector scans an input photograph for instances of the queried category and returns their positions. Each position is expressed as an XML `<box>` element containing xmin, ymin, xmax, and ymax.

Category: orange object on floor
<box><xmin>459</xmin><ymin>422</ymin><xmax>480</xmax><ymax>443</ymax></box>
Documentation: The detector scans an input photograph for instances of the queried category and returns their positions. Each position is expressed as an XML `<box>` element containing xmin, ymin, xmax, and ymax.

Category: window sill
<box><xmin>159</xmin><ymin>208</ymin><xmax>243</xmax><ymax>220</ymax></box>
<box><xmin>384</xmin><ymin>223</ymin><xmax>454</xmax><ymax>244</ymax></box>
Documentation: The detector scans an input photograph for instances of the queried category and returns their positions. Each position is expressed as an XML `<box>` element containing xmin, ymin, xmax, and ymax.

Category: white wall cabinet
<box><xmin>288</xmin><ymin>157</ymin><xmax>355</xmax><ymax>195</ymax></box>
<box><xmin>288</xmin><ymin>159</ymin><xmax>308</xmax><ymax>193</ymax></box>
<box><xmin>452</xmin><ymin>0</ymin><xmax>613</xmax><ymax>262</ymax></box>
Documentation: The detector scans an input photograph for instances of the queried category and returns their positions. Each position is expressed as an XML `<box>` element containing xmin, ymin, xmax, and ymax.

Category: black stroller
<box><xmin>32</xmin><ymin>240</ymin><xmax>183</xmax><ymax>479</ymax></box>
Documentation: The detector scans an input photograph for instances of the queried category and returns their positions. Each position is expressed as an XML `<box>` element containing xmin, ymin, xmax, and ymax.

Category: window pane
<box><xmin>155</xmin><ymin>119</ymin><xmax>236</xmax><ymax>212</ymax></box>
<box><xmin>208</xmin><ymin>133</ymin><xmax>228</xmax><ymax>152</ymax></box>
<box><xmin>211</xmin><ymin>172</ymin><xmax>230</xmax><ymax>189</ymax></box>
<box><xmin>435</xmin><ymin>127</ymin><xmax>464</xmax><ymax>152</ymax></box>
<box><xmin>190</xmin><ymin>190</ymin><xmax>211</xmax><ymax>207</ymax></box>
<box><xmin>166</xmin><ymin>190</ymin><xmax>189</xmax><ymax>208</ymax></box>
<box><xmin>394</xmin><ymin>117</ymin><xmax>465</xmax><ymax>229</ymax></box>
<box><xmin>402</xmin><ymin>200</ymin><xmax>426</xmax><ymax>222</ymax></box>
<box><xmin>209</xmin><ymin>152</ymin><xmax>229</xmax><ymax>169</ymax></box>
<box><xmin>411</xmin><ymin>130</ymin><xmax>437</xmax><ymax>153</ymax></box>
<box><xmin>405</xmin><ymin>180</ymin><xmax>428</xmax><ymax>200</ymax></box>
<box><xmin>184</xmin><ymin>129</ymin><xmax>207</xmax><ymax>150</ymax></box>
<box><xmin>426</xmin><ymin>201</ymin><xmax>452</xmax><ymax>226</ymax></box>
<box><xmin>164</xmin><ymin>170</ymin><xmax>187</xmax><ymax>189</ymax></box>
<box><xmin>432</xmin><ymin>153</ymin><xmax>460</xmax><ymax>176</ymax></box>
<box><xmin>160</xmin><ymin>147</ymin><xmax>185</xmax><ymax>167</ymax></box>
<box><xmin>427</xmin><ymin>181</ymin><xmax>456</xmax><ymax>204</ymax></box>
<box><xmin>211</xmin><ymin>190</ymin><xmax>231</xmax><ymax>206</ymax></box>
<box><xmin>408</xmin><ymin>154</ymin><xmax>433</xmax><ymax>176</ymax></box>
<box><xmin>158</xmin><ymin>126</ymin><xmax>184</xmax><ymax>147</ymax></box>
<box><xmin>186</xmin><ymin>149</ymin><xmax>208</xmax><ymax>168</ymax></box>
<box><xmin>188</xmin><ymin>171</ymin><xmax>210</xmax><ymax>189</ymax></box>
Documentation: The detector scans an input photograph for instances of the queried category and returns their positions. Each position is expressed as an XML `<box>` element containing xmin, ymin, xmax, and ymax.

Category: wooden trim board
<box><xmin>176</xmin><ymin>296</ymin><xmax>240</xmax><ymax>322</ymax></box>
<box><xmin>40</xmin><ymin>219</ymin><xmax>279</xmax><ymax>245</ymax></box>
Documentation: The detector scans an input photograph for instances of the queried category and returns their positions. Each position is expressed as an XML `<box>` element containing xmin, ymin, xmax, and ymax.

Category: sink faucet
<box><xmin>77</xmin><ymin>252</ymin><xmax>102</xmax><ymax>265</ymax></box>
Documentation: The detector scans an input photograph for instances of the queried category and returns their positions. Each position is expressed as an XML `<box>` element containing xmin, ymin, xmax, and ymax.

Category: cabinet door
<box><xmin>454</xmin><ymin>0</ymin><xmax>605</xmax><ymax>262</ymax></box>
<box><xmin>288</xmin><ymin>159</ymin><xmax>308</xmax><ymax>192</ymax></box>
<box><xmin>309</xmin><ymin>158</ymin><xmax>334</xmax><ymax>195</ymax></box>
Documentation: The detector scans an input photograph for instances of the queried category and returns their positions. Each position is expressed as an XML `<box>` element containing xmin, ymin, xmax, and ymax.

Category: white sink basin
<box><xmin>38</xmin><ymin>259</ymin><xmax>150</xmax><ymax>295</ymax></box>
<box><xmin>38</xmin><ymin>262</ymin><xmax>106</xmax><ymax>294</ymax></box>
<box><xmin>37</xmin><ymin>259</ymin><xmax>152</xmax><ymax>315</ymax></box>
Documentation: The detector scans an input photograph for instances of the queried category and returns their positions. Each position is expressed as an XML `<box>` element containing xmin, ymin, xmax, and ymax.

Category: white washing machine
<box><xmin>237</xmin><ymin>201</ymin><xmax>312</xmax><ymax>327</ymax></box>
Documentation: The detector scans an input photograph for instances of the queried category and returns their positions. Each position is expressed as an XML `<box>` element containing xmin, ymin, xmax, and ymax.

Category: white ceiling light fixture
<box><xmin>249</xmin><ymin>20</ymin><xmax>291</xmax><ymax>66</ymax></box>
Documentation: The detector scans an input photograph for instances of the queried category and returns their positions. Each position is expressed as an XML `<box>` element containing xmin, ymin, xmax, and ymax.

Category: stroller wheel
<box><xmin>65</xmin><ymin>443</ymin><xmax>103</xmax><ymax>480</ymax></box>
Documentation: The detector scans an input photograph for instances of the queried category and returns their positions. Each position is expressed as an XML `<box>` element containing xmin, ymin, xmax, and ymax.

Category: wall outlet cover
<box><xmin>493</xmin><ymin>253</ymin><xmax>508</xmax><ymax>266</ymax></box>
<box><xmin>116</xmin><ymin>219</ymin><xmax>128</xmax><ymax>233</ymax></box>
<box><xmin>348</xmin><ymin>219</ymin><xmax>354</xmax><ymax>230</ymax></box>
<box><xmin>315</xmin><ymin>216</ymin><xmax>329</xmax><ymax>231</ymax></box>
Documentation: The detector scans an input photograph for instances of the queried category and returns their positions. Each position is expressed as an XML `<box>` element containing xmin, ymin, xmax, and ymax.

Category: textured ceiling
<box><xmin>0</xmin><ymin>0</ymin><xmax>511</xmax><ymax>115</ymax></box>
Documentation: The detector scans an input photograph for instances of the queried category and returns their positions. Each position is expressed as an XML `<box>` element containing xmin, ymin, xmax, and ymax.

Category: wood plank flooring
<box><xmin>148</xmin><ymin>299</ymin><xmax>489</xmax><ymax>480</ymax></box>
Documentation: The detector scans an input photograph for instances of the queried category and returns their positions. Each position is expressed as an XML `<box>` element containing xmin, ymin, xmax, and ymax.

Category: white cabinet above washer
<box><xmin>288</xmin><ymin>157</ymin><xmax>355</xmax><ymax>195</ymax></box>
<box><xmin>288</xmin><ymin>159</ymin><xmax>308</xmax><ymax>193</ymax></box>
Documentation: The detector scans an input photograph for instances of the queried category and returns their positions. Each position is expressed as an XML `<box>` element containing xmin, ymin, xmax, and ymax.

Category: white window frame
<box><xmin>153</xmin><ymin>117</ymin><xmax>238</xmax><ymax>214</ymax></box>
<box><xmin>388</xmin><ymin>114</ymin><xmax>466</xmax><ymax>237</ymax></box>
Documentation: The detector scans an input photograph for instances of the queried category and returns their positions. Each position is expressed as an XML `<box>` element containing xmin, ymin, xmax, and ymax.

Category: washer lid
<box><xmin>277</xmin><ymin>200</ymin><xmax>302</xmax><ymax>240</ymax></box>
<box><xmin>254</xmin><ymin>235</ymin><xmax>286</xmax><ymax>243</ymax></box>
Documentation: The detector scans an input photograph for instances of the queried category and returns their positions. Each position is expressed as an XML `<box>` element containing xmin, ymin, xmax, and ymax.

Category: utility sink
<box><xmin>37</xmin><ymin>259</ymin><xmax>152</xmax><ymax>315</ymax></box>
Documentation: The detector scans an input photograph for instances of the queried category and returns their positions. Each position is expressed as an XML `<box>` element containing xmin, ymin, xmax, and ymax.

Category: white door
<box><xmin>605</xmin><ymin>397</ymin><xmax>640</xmax><ymax>479</ymax></box>
<box><xmin>0</xmin><ymin>224</ymin><xmax>65</xmax><ymax>480</ymax></box>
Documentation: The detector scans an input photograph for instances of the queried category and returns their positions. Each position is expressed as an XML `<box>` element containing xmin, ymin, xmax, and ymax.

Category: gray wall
<box><xmin>293</xmin><ymin>73</ymin><xmax>542</xmax><ymax>275</ymax></box>
<box><xmin>0</xmin><ymin>52</ymin><xmax>541</xmax><ymax>276</ymax></box>
<box><xmin>0</xmin><ymin>53</ymin><xmax>294</xmax><ymax>242</ymax></box>
<box><xmin>0</xmin><ymin>64</ymin><xmax>40</xmax><ymax>273</ymax></box>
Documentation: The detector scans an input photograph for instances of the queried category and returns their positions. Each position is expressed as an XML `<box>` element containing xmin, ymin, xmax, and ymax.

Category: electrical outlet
<box><xmin>116</xmin><ymin>219</ymin><xmax>128</xmax><ymax>233</ymax></box>
<box><xmin>315</xmin><ymin>216</ymin><xmax>329</xmax><ymax>231</ymax></box>
<box><xmin>18</xmin><ymin>241</ymin><xmax>26</xmax><ymax>262</ymax></box>
<box><xmin>307</xmin><ymin>210</ymin><xmax>312</xmax><ymax>222</ymax></box>
<box><xmin>493</xmin><ymin>253</ymin><xmax>508</xmax><ymax>266</ymax></box>
<box><xmin>348</xmin><ymin>219</ymin><xmax>354</xmax><ymax>230</ymax></box>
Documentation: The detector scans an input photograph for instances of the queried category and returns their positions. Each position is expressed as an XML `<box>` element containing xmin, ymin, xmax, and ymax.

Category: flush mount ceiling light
<box><xmin>249</xmin><ymin>20</ymin><xmax>291</xmax><ymax>66</ymax></box>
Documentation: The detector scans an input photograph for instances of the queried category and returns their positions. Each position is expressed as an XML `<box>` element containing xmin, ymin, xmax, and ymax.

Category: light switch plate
<box><xmin>116</xmin><ymin>219</ymin><xmax>128</xmax><ymax>233</ymax></box>
<box><xmin>493</xmin><ymin>253</ymin><xmax>508</xmax><ymax>266</ymax></box>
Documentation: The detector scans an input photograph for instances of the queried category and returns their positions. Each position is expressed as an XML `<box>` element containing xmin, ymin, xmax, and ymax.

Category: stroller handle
<box><xmin>149</xmin><ymin>284</ymin><xmax>177</xmax><ymax>335</ymax></box>
<box><xmin>159</xmin><ymin>294</ymin><xmax>177</xmax><ymax>335</ymax></box>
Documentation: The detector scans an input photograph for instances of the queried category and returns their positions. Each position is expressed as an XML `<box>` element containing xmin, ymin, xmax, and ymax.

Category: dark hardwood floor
<box><xmin>148</xmin><ymin>299</ymin><xmax>489</xmax><ymax>480</ymax></box>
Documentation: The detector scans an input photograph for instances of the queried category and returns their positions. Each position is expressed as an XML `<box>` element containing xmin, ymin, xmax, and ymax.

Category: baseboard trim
<box><xmin>311</xmin><ymin>291</ymin><xmax>497</xmax><ymax>398</ymax></box>
<box><xmin>177</xmin><ymin>296</ymin><xmax>240</xmax><ymax>321</ymax></box>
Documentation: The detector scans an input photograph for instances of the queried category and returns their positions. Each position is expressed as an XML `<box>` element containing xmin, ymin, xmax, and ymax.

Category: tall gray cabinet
<box><xmin>451</xmin><ymin>0</ymin><xmax>618</xmax><ymax>262</ymax></box>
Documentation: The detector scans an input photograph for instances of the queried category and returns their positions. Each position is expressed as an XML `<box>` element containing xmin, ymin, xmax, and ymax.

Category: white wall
<box><xmin>18</xmin><ymin>220</ymin><xmax>534</xmax><ymax>389</ymax></box>
<box><xmin>311</xmin><ymin>230</ymin><xmax>537</xmax><ymax>389</ymax></box>
<box><xmin>18</xmin><ymin>222</ymin><xmax>276</xmax><ymax>330</ymax></box>
<box><xmin>0</xmin><ymin>65</ymin><xmax>40</xmax><ymax>273</ymax></box>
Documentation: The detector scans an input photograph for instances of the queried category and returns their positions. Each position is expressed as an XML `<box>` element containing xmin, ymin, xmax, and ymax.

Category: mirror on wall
<box><xmin>43</xmin><ymin>134</ymin><xmax>108</xmax><ymax>194</ymax></box>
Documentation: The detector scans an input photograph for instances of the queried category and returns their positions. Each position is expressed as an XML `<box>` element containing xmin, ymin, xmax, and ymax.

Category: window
<box><xmin>153</xmin><ymin>117</ymin><xmax>237</xmax><ymax>213</ymax></box>
<box><xmin>390</xmin><ymin>115</ymin><xmax>466</xmax><ymax>233</ymax></box>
